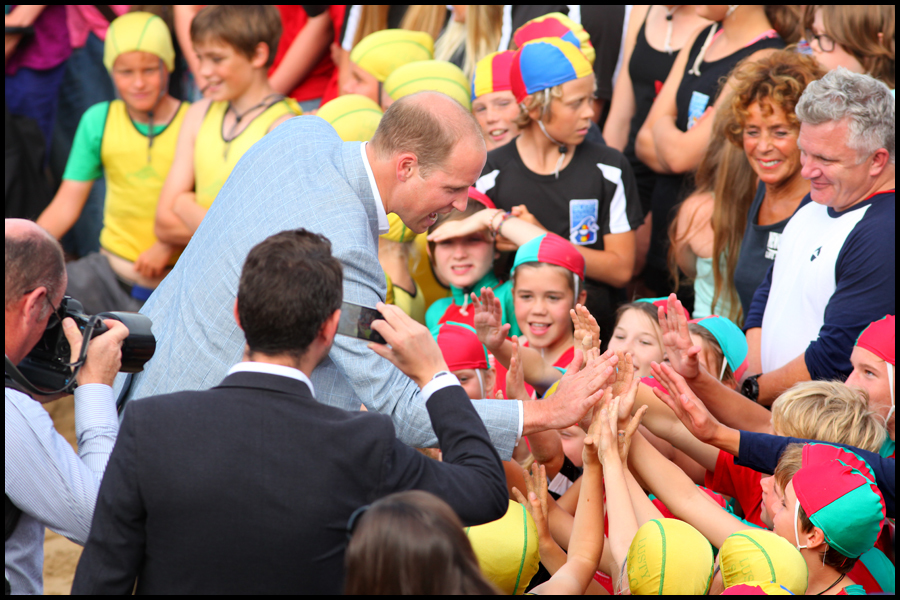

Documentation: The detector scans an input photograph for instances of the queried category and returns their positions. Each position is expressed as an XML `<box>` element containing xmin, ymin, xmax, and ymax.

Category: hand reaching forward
<box><xmin>617</xmin><ymin>405</ymin><xmax>648</xmax><ymax>465</ymax></box>
<box><xmin>571</xmin><ymin>304</ymin><xmax>601</xmax><ymax>360</ymax></box>
<box><xmin>581</xmin><ymin>388</ymin><xmax>610</xmax><ymax>467</ymax></box>
<box><xmin>512</xmin><ymin>462</ymin><xmax>551</xmax><ymax>541</ymax></box>
<box><xmin>658</xmin><ymin>293</ymin><xmax>701</xmax><ymax>379</ymax></box>
<box><xmin>506</xmin><ymin>336</ymin><xmax>529</xmax><ymax>402</ymax></box>
<box><xmin>523</xmin><ymin>349</ymin><xmax>618</xmax><ymax>436</ymax></box>
<box><xmin>472</xmin><ymin>287</ymin><xmax>509</xmax><ymax>354</ymax></box>
<box><xmin>650</xmin><ymin>361</ymin><xmax>722</xmax><ymax>444</ymax></box>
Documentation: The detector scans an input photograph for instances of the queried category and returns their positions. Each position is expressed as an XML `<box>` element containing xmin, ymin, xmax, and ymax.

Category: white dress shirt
<box><xmin>5</xmin><ymin>383</ymin><xmax>117</xmax><ymax>595</ymax></box>
<box><xmin>360</xmin><ymin>142</ymin><xmax>390</xmax><ymax>234</ymax></box>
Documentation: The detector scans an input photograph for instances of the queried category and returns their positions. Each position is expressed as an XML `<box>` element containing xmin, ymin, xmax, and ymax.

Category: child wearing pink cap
<box><xmin>846</xmin><ymin>315</ymin><xmax>895</xmax><ymax>458</ymax></box>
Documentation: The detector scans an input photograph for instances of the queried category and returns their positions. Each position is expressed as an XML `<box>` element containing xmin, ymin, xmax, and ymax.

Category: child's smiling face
<box><xmin>432</xmin><ymin>233</ymin><xmax>495</xmax><ymax>289</ymax></box>
<box><xmin>607</xmin><ymin>308</ymin><xmax>664</xmax><ymax>378</ymax></box>
<box><xmin>513</xmin><ymin>264</ymin><xmax>575</xmax><ymax>351</ymax></box>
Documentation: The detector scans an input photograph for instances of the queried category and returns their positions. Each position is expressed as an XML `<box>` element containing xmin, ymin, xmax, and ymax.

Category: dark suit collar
<box><xmin>215</xmin><ymin>371</ymin><xmax>314</xmax><ymax>399</ymax></box>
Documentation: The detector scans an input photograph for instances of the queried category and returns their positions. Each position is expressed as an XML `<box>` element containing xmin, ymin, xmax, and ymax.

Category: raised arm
<box><xmin>659</xmin><ymin>293</ymin><xmax>774</xmax><ymax>433</ymax></box>
<box><xmin>528</xmin><ymin>400</ymin><xmax>608</xmax><ymax>595</ymax></box>
<box><xmin>628</xmin><ymin>428</ymin><xmax>742</xmax><ymax>548</ymax></box>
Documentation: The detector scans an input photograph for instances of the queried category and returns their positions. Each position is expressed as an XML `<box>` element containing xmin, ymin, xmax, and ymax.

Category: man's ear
<box><xmin>396</xmin><ymin>152</ymin><xmax>418</xmax><ymax>183</ymax></box>
<box><xmin>233</xmin><ymin>298</ymin><xmax>242</xmax><ymax>331</ymax></box>
<box><xmin>23</xmin><ymin>287</ymin><xmax>48</xmax><ymax>324</ymax></box>
<box><xmin>320</xmin><ymin>309</ymin><xmax>341</xmax><ymax>345</ymax></box>
<box><xmin>869</xmin><ymin>147</ymin><xmax>891</xmax><ymax>177</ymax></box>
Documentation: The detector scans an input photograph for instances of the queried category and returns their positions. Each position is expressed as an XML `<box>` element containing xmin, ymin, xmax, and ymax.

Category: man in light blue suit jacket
<box><xmin>115</xmin><ymin>93</ymin><xmax>612</xmax><ymax>460</ymax></box>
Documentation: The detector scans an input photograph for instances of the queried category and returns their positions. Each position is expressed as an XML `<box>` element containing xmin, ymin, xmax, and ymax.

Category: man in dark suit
<box><xmin>70</xmin><ymin>229</ymin><xmax>508</xmax><ymax>595</ymax></box>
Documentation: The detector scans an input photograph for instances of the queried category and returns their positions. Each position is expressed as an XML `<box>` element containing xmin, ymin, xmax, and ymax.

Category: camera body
<box><xmin>15</xmin><ymin>297</ymin><xmax>156</xmax><ymax>392</ymax></box>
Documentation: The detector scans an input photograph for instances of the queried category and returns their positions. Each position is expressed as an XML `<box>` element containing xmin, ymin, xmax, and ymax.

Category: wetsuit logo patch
<box><xmin>569</xmin><ymin>199</ymin><xmax>599</xmax><ymax>245</ymax></box>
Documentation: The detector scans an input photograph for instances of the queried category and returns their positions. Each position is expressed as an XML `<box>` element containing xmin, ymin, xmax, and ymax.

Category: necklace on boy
<box><xmin>223</xmin><ymin>93</ymin><xmax>284</xmax><ymax>158</ymax></box>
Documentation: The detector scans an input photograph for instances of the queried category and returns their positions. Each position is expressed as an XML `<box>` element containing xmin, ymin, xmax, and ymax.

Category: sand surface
<box><xmin>40</xmin><ymin>395</ymin><xmax>84</xmax><ymax>595</ymax></box>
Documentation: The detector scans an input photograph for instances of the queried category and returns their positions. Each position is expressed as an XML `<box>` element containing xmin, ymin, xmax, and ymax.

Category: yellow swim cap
<box><xmin>104</xmin><ymin>12</ymin><xmax>175</xmax><ymax>73</ymax></box>
<box><xmin>381</xmin><ymin>213</ymin><xmax>417</xmax><ymax>243</ymax></box>
<box><xmin>350</xmin><ymin>29</ymin><xmax>435</xmax><ymax>82</ymax></box>
<box><xmin>627</xmin><ymin>518</ymin><xmax>714</xmax><ymax>595</ymax></box>
<box><xmin>383</xmin><ymin>60</ymin><xmax>472</xmax><ymax>111</ymax></box>
<box><xmin>465</xmin><ymin>500</ymin><xmax>540</xmax><ymax>595</ymax></box>
<box><xmin>720</xmin><ymin>530</ymin><xmax>808</xmax><ymax>595</ymax></box>
<box><xmin>317</xmin><ymin>94</ymin><xmax>383</xmax><ymax>142</ymax></box>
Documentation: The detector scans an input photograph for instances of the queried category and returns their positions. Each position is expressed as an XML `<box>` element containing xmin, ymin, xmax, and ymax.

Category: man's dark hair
<box><xmin>5</xmin><ymin>227</ymin><xmax>65</xmax><ymax>309</ymax></box>
<box><xmin>237</xmin><ymin>229</ymin><xmax>343</xmax><ymax>359</ymax></box>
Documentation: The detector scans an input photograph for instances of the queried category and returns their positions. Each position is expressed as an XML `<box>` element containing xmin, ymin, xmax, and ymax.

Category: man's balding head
<box><xmin>370</xmin><ymin>91</ymin><xmax>485</xmax><ymax>176</ymax></box>
<box><xmin>5</xmin><ymin>219</ymin><xmax>66</xmax><ymax>309</ymax></box>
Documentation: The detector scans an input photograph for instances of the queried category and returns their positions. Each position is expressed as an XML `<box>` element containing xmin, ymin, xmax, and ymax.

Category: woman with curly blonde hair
<box><xmin>722</xmin><ymin>50</ymin><xmax>826</xmax><ymax>323</ymax></box>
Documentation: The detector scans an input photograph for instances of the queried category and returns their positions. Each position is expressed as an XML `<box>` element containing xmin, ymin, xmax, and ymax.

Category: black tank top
<box><xmin>647</xmin><ymin>24</ymin><xmax>784</xmax><ymax>274</ymax></box>
<box><xmin>624</xmin><ymin>10</ymin><xmax>679</xmax><ymax>214</ymax></box>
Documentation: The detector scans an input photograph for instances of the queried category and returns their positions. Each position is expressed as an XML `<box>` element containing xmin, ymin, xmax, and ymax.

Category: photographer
<box><xmin>5</xmin><ymin>219</ymin><xmax>128</xmax><ymax>595</ymax></box>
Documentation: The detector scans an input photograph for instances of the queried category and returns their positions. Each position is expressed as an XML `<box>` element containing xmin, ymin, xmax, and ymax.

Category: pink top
<box><xmin>66</xmin><ymin>5</ymin><xmax>129</xmax><ymax>48</ymax></box>
<box><xmin>5</xmin><ymin>5</ymin><xmax>71</xmax><ymax>75</ymax></box>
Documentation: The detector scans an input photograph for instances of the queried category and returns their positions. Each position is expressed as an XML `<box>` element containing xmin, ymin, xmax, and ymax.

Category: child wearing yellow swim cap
<box><xmin>37</xmin><ymin>12</ymin><xmax>189</xmax><ymax>313</ymax></box>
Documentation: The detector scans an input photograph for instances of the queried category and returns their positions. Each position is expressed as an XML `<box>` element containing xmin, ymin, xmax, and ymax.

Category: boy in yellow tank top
<box><xmin>37</xmin><ymin>12</ymin><xmax>188</xmax><ymax>314</ymax></box>
<box><xmin>154</xmin><ymin>5</ymin><xmax>301</xmax><ymax>247</ymax></box>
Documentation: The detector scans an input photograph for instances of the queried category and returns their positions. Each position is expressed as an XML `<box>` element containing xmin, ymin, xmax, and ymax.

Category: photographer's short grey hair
<box><xmin>795</xmin><ymin>67</ymin><xmax>895</xmax><ymax>164</ymax></box>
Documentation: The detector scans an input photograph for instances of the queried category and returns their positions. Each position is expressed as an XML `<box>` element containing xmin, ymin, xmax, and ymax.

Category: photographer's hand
<box><xmin>369</xmin><ymin>303</ymin><xmax>449</xmax><ymax>389</ymax></box>
<box><xmin>63</xmin><ymin>318</ymin><xmax>129</xmax><ymax>387</ymax></box>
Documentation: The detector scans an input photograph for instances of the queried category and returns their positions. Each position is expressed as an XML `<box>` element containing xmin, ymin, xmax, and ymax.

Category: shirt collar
<box><xmin>360</xmin><ymin>142</ymin><xmax>390</xmax><ymax>234</ymax></box>
<box><xmin>227</xmin><ymin>361</ymin><xmax>316</xmax><ymax>397</ymax></box>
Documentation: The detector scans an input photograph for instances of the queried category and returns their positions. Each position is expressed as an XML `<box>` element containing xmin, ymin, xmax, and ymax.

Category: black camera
<box><xmin>12</xmin><ymin>297</ymin><xmax>156</xmax><ymax>394</ymax></box>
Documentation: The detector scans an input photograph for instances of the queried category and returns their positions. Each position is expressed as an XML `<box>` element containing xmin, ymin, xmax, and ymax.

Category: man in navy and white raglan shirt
<box><xmin>743</xmin><ymin>69</ymin><xmax>895</xmax><ymax>406</ymax></box>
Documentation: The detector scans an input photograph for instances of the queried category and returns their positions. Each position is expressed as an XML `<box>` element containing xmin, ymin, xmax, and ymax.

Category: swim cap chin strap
<box><xmin>793</xmin><ymin>500</ymin><xmax>808</xmax><ymax>552</ymax></box>
<box><xmin>886</xmin><ymin>361</ymin><xmax>895</xmax><ymax>426</ymax></box>
<box><xmin>476</xmin><ymin>368</ymin><xmax>485</xmax><ymax>399</ymax></box>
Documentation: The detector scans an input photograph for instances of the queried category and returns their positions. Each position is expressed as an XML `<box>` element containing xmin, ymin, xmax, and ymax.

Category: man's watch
<box><xmin>741</xmin><ymin>374</ymin><xmax>761</xmax><ymax>403</ymax></box>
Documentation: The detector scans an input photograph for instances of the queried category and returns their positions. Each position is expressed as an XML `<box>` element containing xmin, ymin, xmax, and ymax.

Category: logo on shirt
<box><xmin>810</xmin><ymin>246</ymin><xmax>822</xmax><ymax>261</ymax></box>
<box><xmin>569</xmin><ymin>199</ymin><xmax>599</xmax><ymax>245</ymax></box>
<box><xmin>765</xmin><ymin>231</ymin><xmax>781</xmax><ymax>260</ymax></box>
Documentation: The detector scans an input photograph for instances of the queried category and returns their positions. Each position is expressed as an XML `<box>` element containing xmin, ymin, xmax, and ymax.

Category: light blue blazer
<box><xmin>115</xmin><ymin>117</ymin><xmax>520</xmax><ymax>459</ymax></box>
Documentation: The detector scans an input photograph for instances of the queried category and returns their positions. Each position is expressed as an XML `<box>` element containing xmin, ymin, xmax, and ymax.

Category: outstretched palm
<box><xmin>472</xmin><ymin>287</ymin><xmax>510</xmax><ymax>353</ymax></box>
<box><xmin>658</xmin><ymin>293</ymin><xmax>701</xmax><ymax>379</ymax></box>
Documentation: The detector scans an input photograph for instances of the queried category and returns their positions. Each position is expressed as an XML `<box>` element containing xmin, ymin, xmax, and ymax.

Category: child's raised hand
<box><xmin>571</xmin><ymin>304</ymin><xmax>601</xmax><ymax>356</ymax></box>
<box><xmin>506</xmin><ymin>336</ymin><xmax>529</xmax><ymax>402</ymax></box>
<box><xmin>582</xmin><ymin>388</ymin><xmax>609</xmax><ymax>467</ymax></box>
<box><xmin>512</xmin><ymin>462</ymin><xmax>550</xmax><ymax>539</ymax></box>
<box><xmin>613</xmin><ymin>353</ymin><xmax>637</xmax><ymax>430</ymax></box>
<box><xmin>650</xmin><ymin>361</ymin><xmax>723</xmax><ymax>444</ymax></box>
<box><xmin>596</xmin><ymin>400</ymin><xmax>621</xmax><ymax>467</ymax></box>
<box><xmin>472</xmin><ymin>287</ymin><xmax>509</xmax><ymax>353</ymax></box>
<box><xmin>658</xmin><ymin>293</ymin><xmax>701</xmax><ymax>380</ymax></box>
<box><xmin>617</xmin><ymin>405</ymin><xmax>648</xmax><ymax>465</ymax></box>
